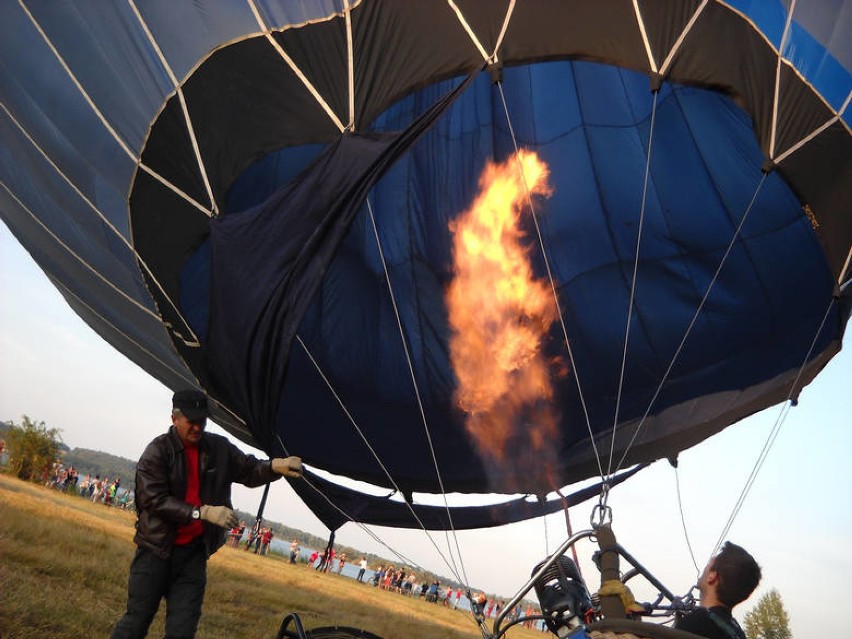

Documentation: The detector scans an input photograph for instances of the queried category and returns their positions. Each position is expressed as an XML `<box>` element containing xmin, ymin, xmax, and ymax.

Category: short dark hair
<box><xmin>713</xmin><ymin>542</ymin><xmax>761</xmax><ymax>607</ymax></box>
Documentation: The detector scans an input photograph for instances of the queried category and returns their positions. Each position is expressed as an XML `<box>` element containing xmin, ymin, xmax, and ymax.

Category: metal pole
<box><xmin>255</xmin><ymin>481</ymin><xmax>271</xmax><ymax>522</ymax></box>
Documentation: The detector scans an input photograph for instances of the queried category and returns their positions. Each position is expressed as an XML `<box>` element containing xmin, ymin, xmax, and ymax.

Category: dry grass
<box><xmin>0</xmin><ymin>474</ymin><xmax>542</xmax><ymax>639</ymax></box>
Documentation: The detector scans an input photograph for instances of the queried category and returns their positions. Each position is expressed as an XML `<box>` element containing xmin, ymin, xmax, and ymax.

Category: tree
<box><xmin>5</xmin><ymin>415</ymin><xmax>62</xmax><ymax>482</ymax></box>
<box><xmin>744</xmin><ymin>589</ymin><xmax>792</xmax><ymax>639</ymax></box>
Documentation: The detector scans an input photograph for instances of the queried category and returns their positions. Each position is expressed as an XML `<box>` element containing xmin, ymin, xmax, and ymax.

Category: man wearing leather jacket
<box><xmin>110</xmin><ymin>389</ymin><xmax>303</xmax><ymax>639</ymax></box>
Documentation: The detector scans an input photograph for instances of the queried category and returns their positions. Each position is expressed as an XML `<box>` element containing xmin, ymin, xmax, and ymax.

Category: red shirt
<box><xmin>174</xmin><ymin>444</ymin><xmax>203</xmax><ymax>545</ymax></box>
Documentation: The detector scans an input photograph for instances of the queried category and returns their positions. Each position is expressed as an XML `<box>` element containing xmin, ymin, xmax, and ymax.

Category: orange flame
<box><xmin>447</xmin><ymin>150</ymin><xmax>562</xmax><ymax>487</ymax></box>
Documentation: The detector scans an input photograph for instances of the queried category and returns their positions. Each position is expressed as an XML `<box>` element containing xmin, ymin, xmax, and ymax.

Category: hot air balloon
<box><xmin>2</xmin><ymin>1</ymin><xmax>850</xmax><ymax>637</ymax></box>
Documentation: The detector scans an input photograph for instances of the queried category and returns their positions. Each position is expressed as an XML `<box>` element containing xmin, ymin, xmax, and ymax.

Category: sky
<box><xmin>1</xmin><ymin>219</ymin><xmax>849</xmax><ymax>638</ymax></box>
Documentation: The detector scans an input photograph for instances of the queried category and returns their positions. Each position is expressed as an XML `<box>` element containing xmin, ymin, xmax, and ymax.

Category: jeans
<box><xmin>110</xmin><ymin>543</ymin><xmax>207</xmax><ymax>639</ymax></box>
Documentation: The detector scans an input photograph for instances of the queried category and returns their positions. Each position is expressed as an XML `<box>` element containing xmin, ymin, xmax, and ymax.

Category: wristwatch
<box><xmin>191</xmin><ymin>507</ymin><xmax>201</xmax><ymax>520</ymax></box>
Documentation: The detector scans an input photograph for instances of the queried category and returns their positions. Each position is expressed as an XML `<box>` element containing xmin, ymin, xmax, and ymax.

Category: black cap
<box><xmin>172</xmin><ymin>389</ymin><xmax>209</xmax><ymax>422</ymax></box>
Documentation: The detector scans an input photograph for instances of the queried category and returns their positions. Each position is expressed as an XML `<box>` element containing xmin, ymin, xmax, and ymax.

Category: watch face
<box><xmin>192</xmin><ymin>508</ymin><xmax>200</xmax><ymax>519</ymax></box>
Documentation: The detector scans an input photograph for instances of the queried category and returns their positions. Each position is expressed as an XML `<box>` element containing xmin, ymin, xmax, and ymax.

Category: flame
<box><xmin>447</xmin><ymin>150</ymin><xmax>562</xmax><ymax>486</ymax></box>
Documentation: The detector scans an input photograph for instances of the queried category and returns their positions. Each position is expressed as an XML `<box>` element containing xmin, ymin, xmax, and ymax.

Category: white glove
<box><xmin>272</xmin><ymin>456</ymin><xmax>303</xmax><ymax>478</ymax></box>
<box><xmin>200</xmin><ymin>504</ymin><xmax>238</xmax><ymax>528</ymax></box>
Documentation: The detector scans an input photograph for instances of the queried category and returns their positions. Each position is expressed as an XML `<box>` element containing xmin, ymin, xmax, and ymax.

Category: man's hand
<box><xmin>199</xmin><ymin>504</ymin><xmax>238</xmax><ymax>528</ymax></box>
<box><xmin>272</xmin><ymin>456</ymin><xmax>303</xmax><ymax>478</ymax></box>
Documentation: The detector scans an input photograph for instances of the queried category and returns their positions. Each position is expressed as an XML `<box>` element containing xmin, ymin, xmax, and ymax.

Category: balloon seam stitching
<box><xmin>0</xmin><ymin>104</ymin><xmax>201</xmax><ymax>346</ymax></box>
<box><xmin>769</xmin><ymin>0</ymin><xmax>797</xmax><ymax>159</ymax></box>
<box><xmin>52</xmin><ymin>276</ymin><xmax>201</xmax><ymax>389</ymax></box>
<box><xmin>631</xmin><ymin>0</ymin><xmax>659</xmax><ymax>74</ymax></box>
<box><xmin>246</xmin><ymin>0</ymin><xmax>346</xmax><ymax>133</ymax></box>
<box><xmin>446</xmin><ymin>0</ymin><xmax>490</xmax><ymax>63</ymax></box>
<box><xmin>128</xmin><ymin>0</ymin><xmax>219</xmax><ymax>216</ymax></box>
<box><xmin>658</xmin><ymin>0</ymin><xmax>710</xmax><ymax>77</ymax></box>
<box><xmin>17</xmin><ymin>0</ymin><xmax>213</xmax><ymax>220</ymax></box>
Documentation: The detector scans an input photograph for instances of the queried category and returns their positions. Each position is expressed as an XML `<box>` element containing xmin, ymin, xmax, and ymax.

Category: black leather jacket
<box><xmin>133</xmin><ymin>426</ymin><xmax>278</xmax><ymax>559</ymax></box>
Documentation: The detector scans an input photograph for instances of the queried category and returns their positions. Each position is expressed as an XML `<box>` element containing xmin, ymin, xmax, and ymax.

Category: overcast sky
<box><xmin>2</xmin><ymin>220</ymin><xmax>849</xmax><ymax>637</ymax></box>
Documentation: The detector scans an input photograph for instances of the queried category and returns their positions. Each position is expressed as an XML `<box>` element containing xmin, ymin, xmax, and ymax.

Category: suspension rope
<box><xmin>365</xmin><ymin>200</ymin><xmax>471</xmax><ymax>588</ymax></box>
<box><xmin>274</xmin><ymin>432</ymin><xmax>463</xmax><ymax>583</ymax></box>
<box><xmin>608</xmin><ymin>89</ymin><xmax>660</xmax><ymax>478</ymax></box>
<box><xmin>293</xmin><ymin>336</ymin><xmax>469</xmax><ymax>587</ymax></box>
<box><xmin>611</xmin><ymin>172</ymin><xmax>769</xmax><ymax>476</ymax></box>
<box><xmin>710</xmin><ymin>294</ymin><xmax>837</xmax><ymax>556</ymax></box>
<box><xmin>495</xmin><ymin>81</ymin><xmax>604</xmax><ymax>482</ymax></box>
<box><xmin>673</xmin><ymin>463</ymin><xmax>701</xmax><ymax>577</ymax></box>
<box><xmin>543</xmin><ymin>506</ymin><xmax>551</xmax><ymax>557</ymax></box>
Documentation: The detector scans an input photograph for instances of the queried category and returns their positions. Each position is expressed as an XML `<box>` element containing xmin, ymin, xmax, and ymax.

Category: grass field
<box><xmin>0</xmin><ymin>474</ymin><xmax>543</xmax><ymax>639</ymax></box>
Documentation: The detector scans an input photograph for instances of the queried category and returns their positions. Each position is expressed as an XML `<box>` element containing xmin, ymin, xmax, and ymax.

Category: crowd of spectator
<box><xmin>45</xmin><ymin>460</ymin><xmax>134</xmax><ymax>510</ymax></box>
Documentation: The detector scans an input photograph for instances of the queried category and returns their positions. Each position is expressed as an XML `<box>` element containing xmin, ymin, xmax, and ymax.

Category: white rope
<box><xmin>294</xmin><ymin>336</ymin><xmax>415</xmax><ymax>501</ymax></box>
<box><xmin>840</xmin><ymin>244</ymin><xmax>852</xmax><ymax>288</ymax></box>
<box><xmin>1</xmin><ymin>103</ymin><xmax>202</xmax><ymax>346</ymax></box>
<box><xmin>769</xmin><ymin>0</ymin><xmax>797</xmax><ymax>159</ymax></box>
<box><xmin>773</xmin><ymin>89</ymin><xmax>852</xmax><ymax>165</ymax></box>
<box><xmin>344</xmin><ymin>0</ymin><xmax>355</xmax><ymax>130</ymax></box>
<box><xmin>277</xmin><ymin>427</ymin><xmax>471</xmax><ymax>587</ymax></box>
<box><xmin>612</xmin><ymin>172</ymin><xmax>769</xmax><ymax>476</ymax></box>
<box><xmin>631</xmin><ymin>0</ymin><xmax>658</xmax><ymax>74</ymax></box>
<box><xmin>246</xmin><ymin>0</ymin><xmax>346</xmax><ymax>132</ymax></box>
<box><xmin>50</xmin><ymin>276</ymin><xmax>200</xmax><ymax>388</ymax></box>
<box><xmin>607</xmin><ymin>89</ymin><xmax>660</xmax><ymax>478</ymax></box>
<box><xmin>712</xmin><ymin>0</ymin><xmax>852</xmax><ymax>147</ymax></box>
<box><xmin>17</xmin><ymin>0</ymin><xmax>136</xmax><ymax>162</ymax></box>
<box><xmin>495</xmin><ymin>81</ymin><xmax>605</xmax><ymax>481</ymax></box>
<box><xmin>127</xmin><ymin>0</ymin><xmax>218</xmax><ymax>216</ymax></box>
<box><xmin>543</xmin><ymin>506</ymin><xmax>551</xmax><ymax>557</ymax></box>
<box><xmin>18</xmin><ymin>0</ymin><xmax>214</xmax><ymax>218</ymax></box>
<box><xmin>364</xmin><ymin>202</ymin><xmax>470</xmax><ymax>587</ymax></box>
<box><xmin>659</xmin><ymin>0</ymin><xmax>709</xmax><ymax>78</ymax></box>
<box><xmin>293</xmin><ymin>336</ymin><xmax>469</xmax><ymax>587</ymax></box>
<box><xmin>491</xmin><ymin>0</ymin><xmax>516</xmax><ymax>63</ymax></box>
<box><xmin>134</xmin><ymin>164</ymin><xmax>214</xmax><ymax>217</ymax></box>
<box><xmin>673</xmin><ymin>464</ymin><xmax>701</xmax><ymax>577</ymax></box>
<box><xmin>281</xmin><ymin>459</ymin><xmax>428</xmax><ymax>572</ymax></box>
<box><xmin>710</xmin><ymin>294</ymin><xmax>837</xmax><ymax>557</ymax></box>
<box><xmin>1</xmin><ymin>180</ymin><xmax>163</xmax><ymax>324</ymax></box>
<box><xmin>446</xmin><ymin>0</ymin><xmax>490</xmax><ymax>62</ymax></box>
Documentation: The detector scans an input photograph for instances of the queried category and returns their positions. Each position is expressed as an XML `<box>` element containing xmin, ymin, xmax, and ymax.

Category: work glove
<box><xmin>272</xmin><ymin>456</ymin><xmax>303</xmax><ymax>478</ymax></box>
<box><xmin>200</xmin><ymin>504</ymin><xmax>238</xmax><ymax>528</ymax></box>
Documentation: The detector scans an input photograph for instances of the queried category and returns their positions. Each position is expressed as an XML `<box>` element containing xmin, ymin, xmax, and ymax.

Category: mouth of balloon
<box><xmin>167</xmin><ymin>60</ymin><xmax>835</xmax><ymax>495</ymax></box>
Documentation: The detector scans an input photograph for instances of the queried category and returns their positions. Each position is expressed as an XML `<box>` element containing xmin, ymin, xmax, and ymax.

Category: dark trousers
<box><xmin>110</xmin><ymin>543</ymin><xmax>207</xmax><ymax>639</ymax></box>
